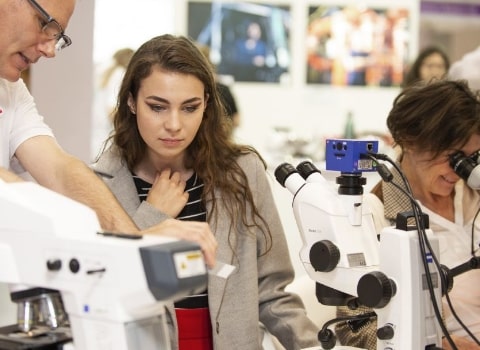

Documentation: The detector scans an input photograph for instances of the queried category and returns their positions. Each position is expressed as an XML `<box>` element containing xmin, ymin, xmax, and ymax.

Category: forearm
<box><xmin>53</xmin><ymin>156</ymin><xmax>139</xmax><ymax>233</ymax></box>
<box><xmin>0</xmin><ymin>167</ymin><xmax>25</xmax><ymax>182</ymax></box>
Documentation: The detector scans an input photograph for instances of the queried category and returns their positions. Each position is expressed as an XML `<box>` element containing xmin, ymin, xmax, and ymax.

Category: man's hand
<box><xmin>0</xmin><ymin>167</ymin><xmax>24</xmax><ymax>182</ymax></box>
<box><xmin>141</xmin><ymin>218</ymin><xmax>217</xmax><ymax>268</ymax></box>
<box><xmin>147</xmin><ymin>169</ymin><xmax>188</xmax><ymax>217</ymax></box>
<box><xmin>442</xmin><ymin>335</ymin><xmax>480</xmax><ymax>349</ymax></box>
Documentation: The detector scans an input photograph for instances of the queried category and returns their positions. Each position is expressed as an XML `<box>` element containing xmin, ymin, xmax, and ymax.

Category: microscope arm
<box><xmin>441</xmin><ymin>257</ymin><xmax>480</xmax><ymax>295</ymax></box>
<box><xmin>449</xmin><ymin>257</ymin><xmax>480</xmax><ymax>278</ymax></box>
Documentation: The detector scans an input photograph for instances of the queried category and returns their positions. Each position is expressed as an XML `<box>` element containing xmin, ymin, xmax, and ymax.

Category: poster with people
<box><xmin>187</xmin><ymin>1</ymin><xmax>291</xmax><ymax>83</ymax></box>
<box><xmin>306</xmin><ymin>5</ymin><xmax>410</xmax><ymax>87</ymax></box>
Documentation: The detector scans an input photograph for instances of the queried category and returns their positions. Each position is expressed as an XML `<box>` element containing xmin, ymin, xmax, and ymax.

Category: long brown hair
<box><xmin>103</xmin><ymin>34</ymin><xmax>272</xmax><ymax>253</ymax></box>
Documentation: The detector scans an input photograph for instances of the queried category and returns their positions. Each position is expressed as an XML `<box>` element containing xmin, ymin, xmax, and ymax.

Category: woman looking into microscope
<box><xmin>336</xmin><ymin>79</ymin><xmax>480</xmax><ymax>350</ymax></box>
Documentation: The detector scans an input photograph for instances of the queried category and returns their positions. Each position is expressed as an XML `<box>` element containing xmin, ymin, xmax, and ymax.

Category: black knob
<box><xmin>318</xmin><ymin>328</ymin><xmax>336</xmax><ymax>350</ymax></box>
<box><xmin>274</xmin><ymin>163</ymin><xmax>297</xmax><ymax>187</ymax></box>
<box><xmin>46</xmin><ymin>259</ymin><xmax>62</xmax><ymax>271</ymax></box>
<box><xmin>357</xmin><ymin>271</ymin><xmax>396</xmax><ymax>308</ymax></box>
<box><xmin>310</xmin><ymin>240</ymin><xmax>340</xmax><ymax>272</ymax></box>
<box><xmin>296</xmin><ymin>161</ymin><xmax>320</xmax><ymax>179</ymax></box>
<box><xmin>69</xmin><ymin>258</ymin><xmax>80</xmax><ymax>273</ymax></box>
<box><xmin>377</xmin><ymin>323</ymin><xmax>395</xmax><ymax>340</ymax></box>
<box><xmin>440</xmin><ymin>264</ymin><xmax>454</xmax><ymax>296</ymax></box>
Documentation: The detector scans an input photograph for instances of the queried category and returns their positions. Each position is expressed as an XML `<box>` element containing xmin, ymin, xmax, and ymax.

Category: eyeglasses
<box><xmin>27</xmin><ymin>0</ymin><xmax>72</xmax><ymax>51</ymax></box>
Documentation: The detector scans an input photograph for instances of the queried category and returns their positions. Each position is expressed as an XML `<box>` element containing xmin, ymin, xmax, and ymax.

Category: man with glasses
<box><xmin>0</xmin><ymin>0</ymin><xmax>217</xmax><ymax>267</ymax></box>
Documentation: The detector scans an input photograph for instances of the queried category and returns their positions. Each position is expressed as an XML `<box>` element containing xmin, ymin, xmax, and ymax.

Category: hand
<box><xmin>146</xmin><ymin>169</ymin><xmax>188</xmax><ymax>217</ymax></box>
<box><xmin>442</xmin><ymin>335</ymin><xmax>480</xmax><ymax>350</ymax></box>
<box><xmin>142</xmin><ymin>218</ymin><xmax>218</xmax><ymax>268</ymax></box>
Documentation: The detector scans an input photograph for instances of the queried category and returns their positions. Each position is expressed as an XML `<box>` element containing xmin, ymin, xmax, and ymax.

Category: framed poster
<box><xmin>187</xmin><ymin>1</ymin><xmax>291</xmax><ymax>83</ymax></box>
<box><xmin>306</xmin><ymin>5</ymin><xmax>410</xmax><ymax>87</ymax></box>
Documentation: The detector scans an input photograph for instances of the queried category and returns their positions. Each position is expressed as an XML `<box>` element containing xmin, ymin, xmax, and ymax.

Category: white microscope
<box><xmin>0</xmin><ymin>179</ymin><xmax>207</xmax><ymax>350</ymax></box>
<box><xmin>275</xmin><ymin>139</ymin><xmax>444</xmax><ymax>350</ymax></box>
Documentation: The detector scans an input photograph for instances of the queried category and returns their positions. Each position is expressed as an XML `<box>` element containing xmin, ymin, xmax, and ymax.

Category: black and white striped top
<box><xmin>133</xmin><ymin>172</ymin><xmax>207</xmax><ymax>222</ymax></box>
<box><xmin>133</xmin><ymin>171</ymin><xmax>208</xmax><ymax>308</ymax></box>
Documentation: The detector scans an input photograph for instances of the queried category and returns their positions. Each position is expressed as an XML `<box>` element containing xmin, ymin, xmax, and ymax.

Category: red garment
<box><xmin>175</xmin><ymin>307</ymin><xmax>213</xmax><ymax>350</ymax></box>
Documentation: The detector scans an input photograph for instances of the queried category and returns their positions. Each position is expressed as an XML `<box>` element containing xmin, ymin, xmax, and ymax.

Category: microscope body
<box><xmin>288</xmin><ymin>173</ymin><xmax>379</xmax><ymax>298</ymax></box>
<box><xmin>0</xmin><ymin>180</ymin><xmax>207</xmax><ymax>350</ymax></box>
<box><xmin>276</xmin><ymin>139</ymin><xmax>442</xmax><ymax>349</ymax></box>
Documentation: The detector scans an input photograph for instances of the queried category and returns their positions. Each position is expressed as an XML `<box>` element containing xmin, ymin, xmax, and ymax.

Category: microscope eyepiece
<box><xmin>274</xmin><ymin>163</ymin><xmax>297</xmax><ymax>187</ymax></box>
<box><xmin>449</xmin><ymin>150</ymin><xmax>480</xmax><ymax>189</ymax></box>
<box><xmin>449</xmin><ymin>151</ymin><xmax>474</xmax><ymax>179</ymax></box>
<box><xmin>296</xmin><ymin>160</ymin><xmax>320</xmax><ymax>179</ymax></box>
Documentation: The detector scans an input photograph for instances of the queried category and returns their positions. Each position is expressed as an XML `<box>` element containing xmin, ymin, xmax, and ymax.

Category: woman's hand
<box><xmin>141</xmin><ymin>218</ymin><xmax>217</xmax><ymax>268</ymax></box>
<box><xmin>146</xmin><ymin>169</ymin><xmax>188</xmax><ymax>217</ymax></box>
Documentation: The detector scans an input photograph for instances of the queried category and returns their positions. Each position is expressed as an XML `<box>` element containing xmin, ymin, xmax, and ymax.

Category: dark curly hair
<box><xmin>388</xmin><ymin>79</ymin><xmax>480</xmax><ymax>159</ymax></box>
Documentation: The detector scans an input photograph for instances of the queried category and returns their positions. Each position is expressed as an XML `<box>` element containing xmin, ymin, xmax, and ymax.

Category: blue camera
<box><xmin>325</xmin><ymin>139</ymin><xmax>378</xmax><ymax>173</ymax></box>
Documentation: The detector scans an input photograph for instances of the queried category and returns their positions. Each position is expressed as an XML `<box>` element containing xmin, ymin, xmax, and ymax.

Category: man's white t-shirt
<box><xmin>0</xmin><ymin>78</ymin><xmax>54</xmax><ymax>174</ymax></box>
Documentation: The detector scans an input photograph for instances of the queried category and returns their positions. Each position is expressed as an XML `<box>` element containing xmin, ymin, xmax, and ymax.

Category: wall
<box><xmin>91</xmin><ymin>0</ymin><xmax>175</xmax><ymax>158</ymax></box>
<box><xmin>419</xmin><ymin>1</ymin><xmax>480</xmax><ymax>62</ymax></box>
<box><xmin>42</xmin><ymin>0</ymin><xmax>425</xmax><ymax>164</ymax></box>
<box><xmin>30</xmin><ymin>0</ymin><xmax>95</xmax><ymax>163</ymax></box>
<box><xmin>175</xmin><ymin>0</ymin><xmax>420</xmax><ymax>160</ymax></box>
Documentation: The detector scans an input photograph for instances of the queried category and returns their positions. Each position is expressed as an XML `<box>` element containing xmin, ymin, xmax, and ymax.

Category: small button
<box><xmin>377</xmin><ymin>324</ymin><xmax>394</xmax><ymax>340</ymax></box>
<box><xmin>69</xmin><ymin>258</ymin><xmax>80</xmax><ymax>273</ymax></box>
<box><xmin>46</xmin><ymin>259</ymin><xmax>62</xmax><ymax>271</ymax></box>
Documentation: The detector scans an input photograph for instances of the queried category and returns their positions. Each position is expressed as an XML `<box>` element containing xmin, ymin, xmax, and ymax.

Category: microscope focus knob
<box><xmin>440</xmin><ymin>264</ymin><xmax>454</xmax><ymax>296</ymax></box>
<box><xmin>318</xmin><ymin>328</ymin><xmax>336</xmax><ymax>350</ymax></box>
<box><xmin>46</xmin><ymin>259</ymin><xmax>62</xmax><ymax>271</ymax></box>
<box><xmin>310</xmin><ymin>240</ymin><xmax>340</xmax><ymax>272</ymax></box>
<box><xmin>357</xmin><ymin>271</ymin><xmax>396</xmax><ymax>308</ymax></box>
<box><xmin>377</xmin><ymin>323</ymin><xmax>395</xmax><ymax>340</ymax></box>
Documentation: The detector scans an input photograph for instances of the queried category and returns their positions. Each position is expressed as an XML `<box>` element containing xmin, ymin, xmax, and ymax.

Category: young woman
<box><xmin>93</xmin><ymin>34</ymin><xmax>319</xmax><ymax>349</ymax></box>
<box><xmin>402</xmin><ymin>45</ymin><xmax>450</xmax><ymax>88</ymax></box>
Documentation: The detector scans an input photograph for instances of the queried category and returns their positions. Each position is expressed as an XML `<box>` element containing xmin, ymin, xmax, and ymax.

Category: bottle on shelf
<box><xmin>343</xmin><ymin>110</ymin><xmax>356</xmax><ymax>139</ymax></box>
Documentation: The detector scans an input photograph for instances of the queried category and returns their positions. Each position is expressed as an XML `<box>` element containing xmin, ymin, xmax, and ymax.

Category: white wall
<box><xmin>91</xmin><ymin>0</ymin><xmax>176</xmax><ymax>159</ymax></box>
<box><xmin>30</xmin><ymin>0</ymin><xmax>95</xmax><ymax>163</ymax></box>
<box><xmin>27</xmin><ymin>0</ymin><xmax>407</xmax><ymax>167</ymax></box>
<box><xmin>175</xmin><ymin>0</ymin><xmax>420</xmax><ymax>160</ymax></box>
<box><xmin>420</xmin><ymin>12</ymin><xmax>480</xmax><ymax>63</ymax></box>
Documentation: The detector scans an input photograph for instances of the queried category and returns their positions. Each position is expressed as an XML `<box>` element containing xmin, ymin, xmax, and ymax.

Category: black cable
<box><xmin>318</xmin><ymin>312</ymin><xmax>377</xmax><ymax>349</ymax></box>
<box><xmin>472</xmin><ymin>207</ymin><xmax>480</xmax><ymax>256</ymax></box>
<box><xmin>377</xmin><ymin>154</ymin><xmax>480</xmax><ymax>346</ymax></box>
<box><xmin>320</xmin><ymin>312</ymin><xmax>377</xmax><ymax>332</ymax></box>
<box><xmin>388</xmin><ymin>180</ymin><xmax>458</xmax><ymax>349</ymax></box>
<box><xmin>373</xmin><ymin>154</ymin><xmax>457</xmax><ymax>347</ymax></box>
<box><xmin>366</xmin><ymin>152</ymin><xmax>458</xmax><ymax>349</ymax></box>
